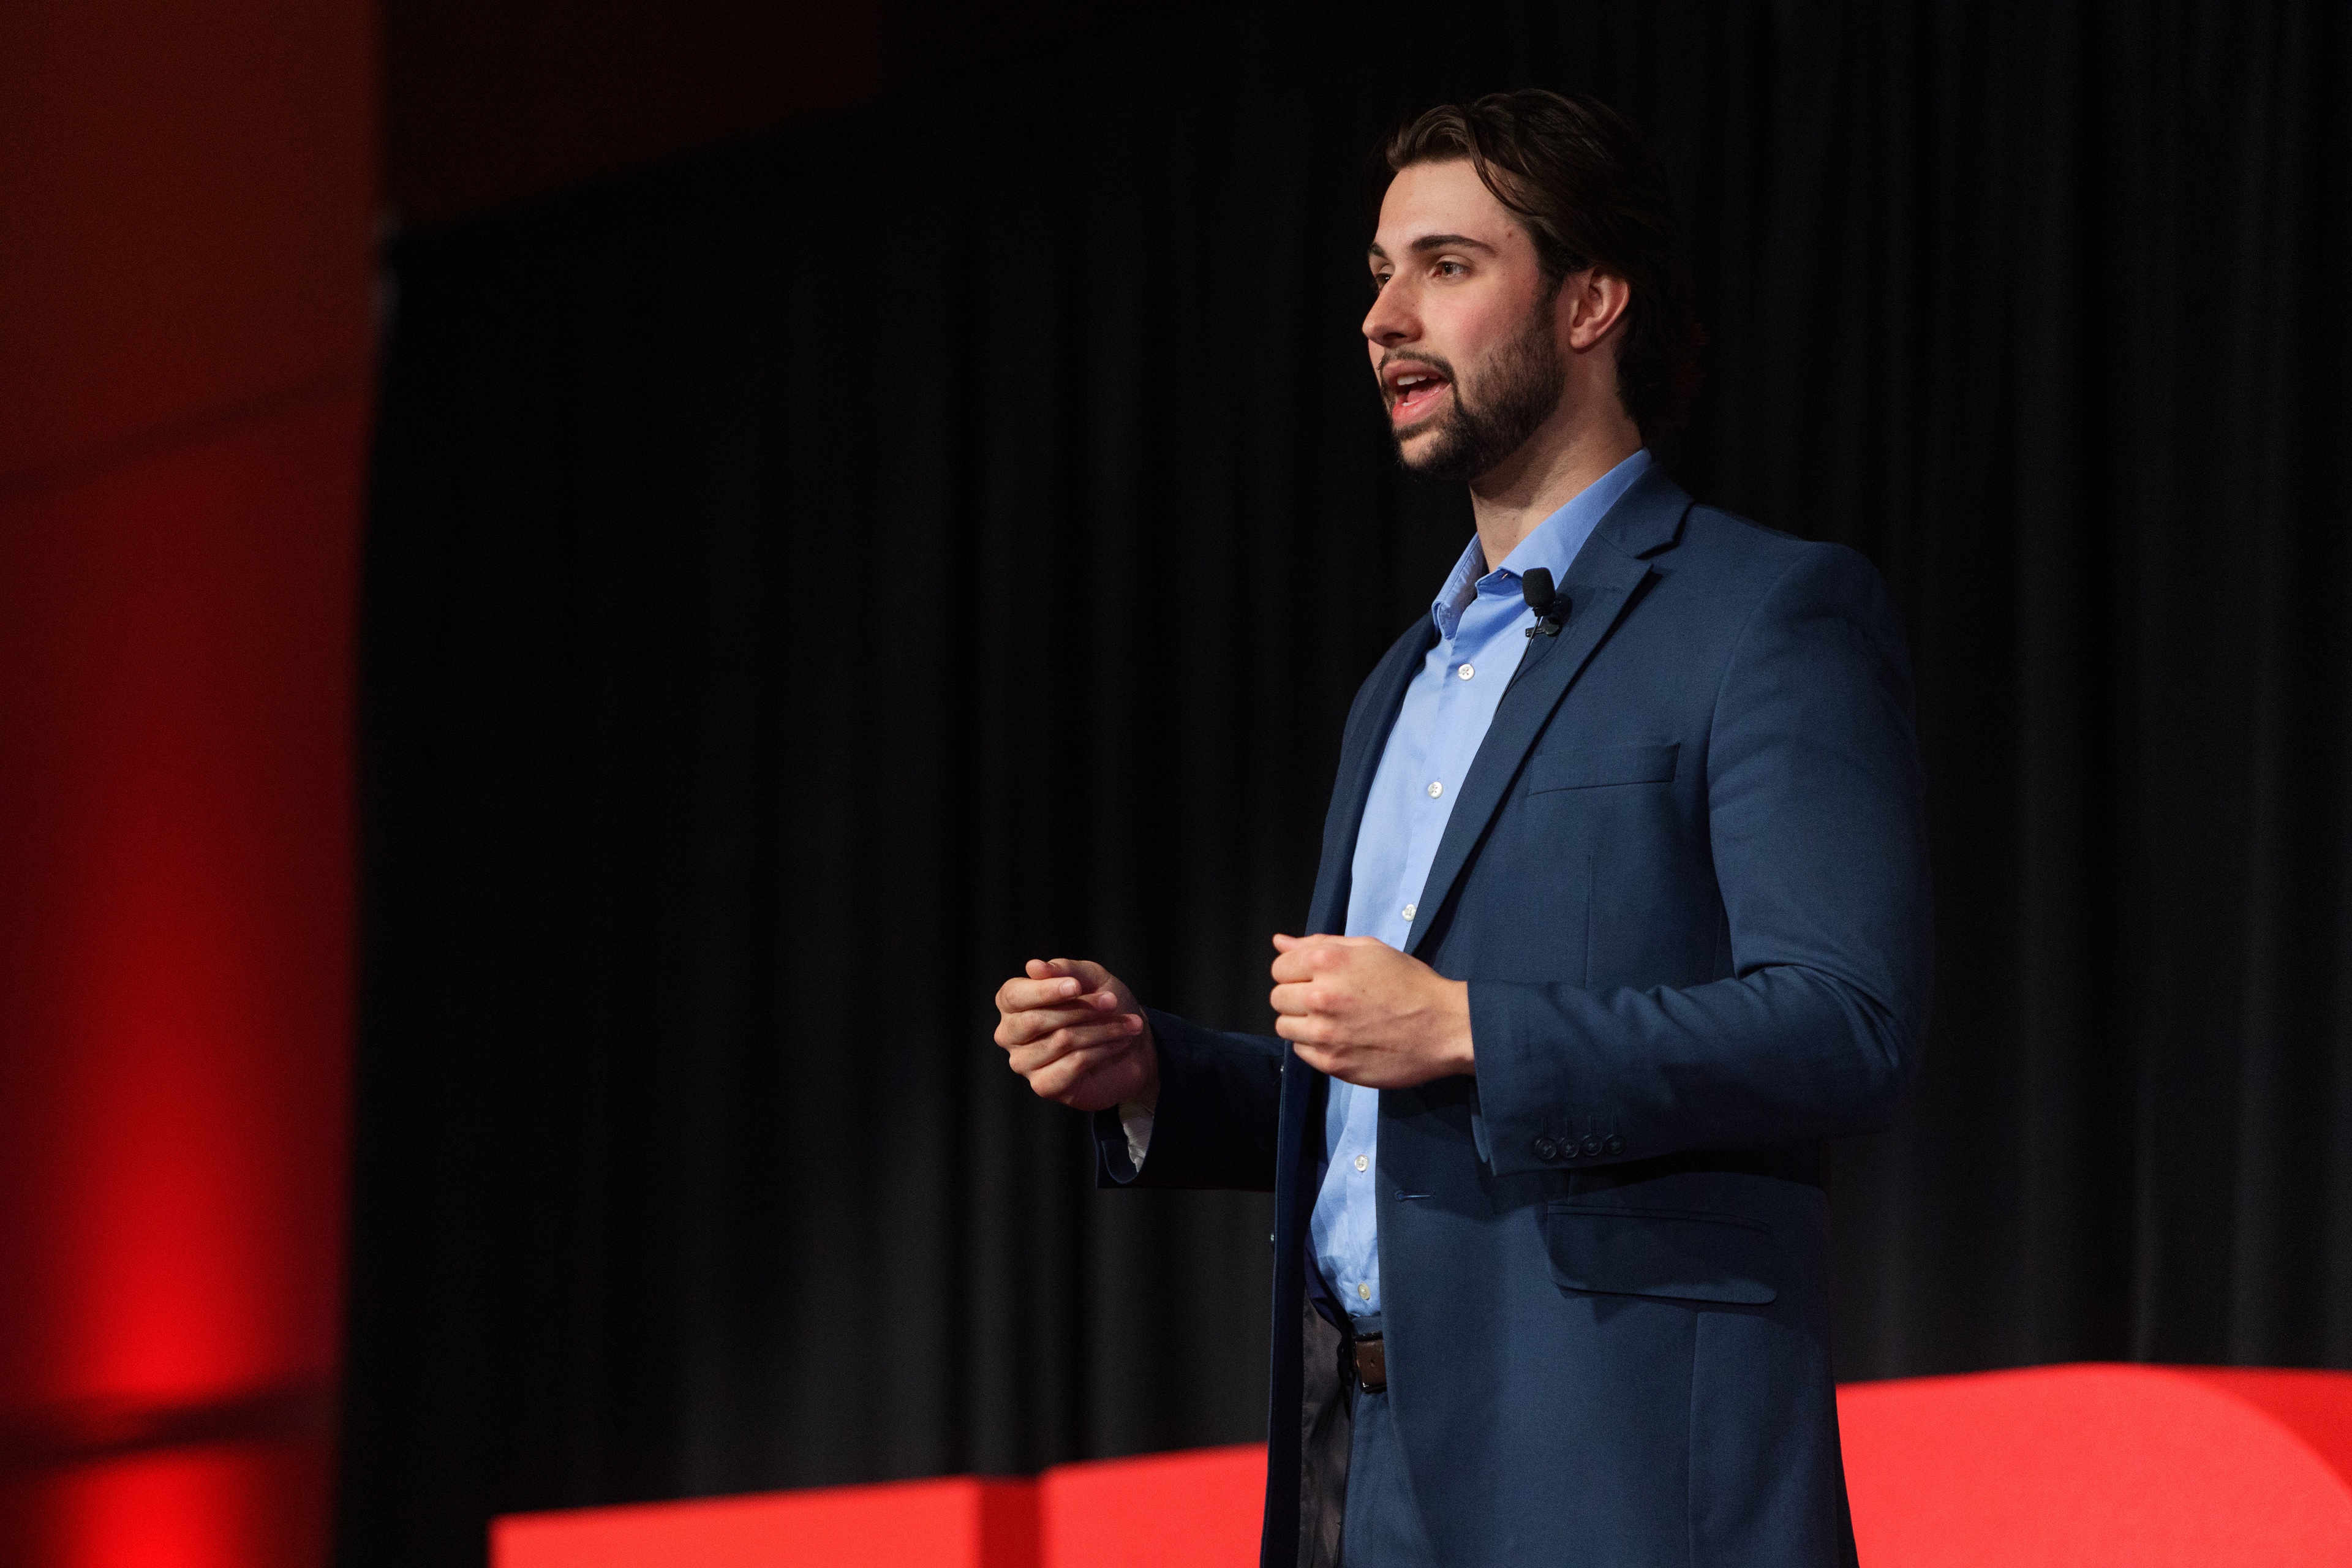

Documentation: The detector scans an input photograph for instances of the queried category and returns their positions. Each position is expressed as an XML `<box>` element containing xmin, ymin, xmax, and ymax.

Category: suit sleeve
<box><xmin>1092</xmin><ymin>1008</ymin><xmax>1286</xmax><ymax>1192</ymax></box>
<box><xmin>1469</xmin><ymin>543</ymin><xmax>1932</xmax><ymax>1174</ymax></box>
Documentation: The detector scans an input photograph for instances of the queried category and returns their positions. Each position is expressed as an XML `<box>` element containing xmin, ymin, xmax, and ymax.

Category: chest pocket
<box><xmin>1523</xmin><ymin>741</ymin><xmax>1679</xmax><ymax>795</ymax></box>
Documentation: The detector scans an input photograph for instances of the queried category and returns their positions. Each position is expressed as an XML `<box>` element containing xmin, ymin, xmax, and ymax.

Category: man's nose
<box><xmin>1362</xmin><ymin>282</ymin><xmax>1416</xmax><ymax>346</ymax></box>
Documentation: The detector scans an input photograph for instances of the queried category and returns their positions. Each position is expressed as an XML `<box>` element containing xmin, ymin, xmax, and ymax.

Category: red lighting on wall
<box><xmin>0</xmin><ymin>1</ymin><xmax>374</xmax><ymax>1562</ymax></box>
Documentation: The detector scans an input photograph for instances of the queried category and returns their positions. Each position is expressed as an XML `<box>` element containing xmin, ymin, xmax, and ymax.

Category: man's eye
<box><xmin>1370</xmin><ymin>273</ymin><xmax>1391</xmax><ymax>293</ymax></box>
<box><xmin>1434</xmin><ymin>260</ymin><xmax>1468</xmax><ymax>278</ymax></box>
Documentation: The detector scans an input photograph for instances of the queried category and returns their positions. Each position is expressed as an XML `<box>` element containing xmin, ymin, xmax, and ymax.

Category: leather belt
<box><xmin>1349</xmin><ymin>1331</ymin><xmax>1387</xmax><ymax>1393</ymax></box>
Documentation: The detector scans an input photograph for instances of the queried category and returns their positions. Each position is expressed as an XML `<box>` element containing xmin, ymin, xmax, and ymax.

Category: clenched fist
<box><xmin>1268</xmin><ymin>932</ymin><xmax>1474</xmax><ymax>1087</ymax></box>
<box><xmin>993</xmin><ymin>957</ymin><xmax>1159</xmax><ymax>1112</ymax></box>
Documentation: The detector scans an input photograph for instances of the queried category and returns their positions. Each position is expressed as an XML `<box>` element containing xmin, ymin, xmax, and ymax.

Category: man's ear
<box><xmin>1560</xmin><ymin>268</ymin><xmax>1634</xmax><ymax>354</ymax></box>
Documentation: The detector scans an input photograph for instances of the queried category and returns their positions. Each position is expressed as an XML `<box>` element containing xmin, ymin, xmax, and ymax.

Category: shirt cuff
<box><xmin>1118</xmin><ymin>1103</ymin><xmax>1155</xmax><ymax>1171</ymax></box>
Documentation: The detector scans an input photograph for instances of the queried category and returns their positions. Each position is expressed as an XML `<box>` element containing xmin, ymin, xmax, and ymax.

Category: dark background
<box><xmin>343</xmin><ymin>2</ymin><xmax>2352</xmax><ymax>1564</ymax></box>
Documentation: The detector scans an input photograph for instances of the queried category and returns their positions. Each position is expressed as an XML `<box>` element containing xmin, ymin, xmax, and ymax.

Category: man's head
<box><xmin>1364</xmin><ymin>91</ymin><xmax>1702</xmax><ymax>484</ymax></box>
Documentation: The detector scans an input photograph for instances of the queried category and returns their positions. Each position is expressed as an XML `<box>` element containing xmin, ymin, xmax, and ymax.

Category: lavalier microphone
<box><xmin>1522</xmin><ymin>569</ymin><xmax>1569</xmax><ymax>638</ymax></box>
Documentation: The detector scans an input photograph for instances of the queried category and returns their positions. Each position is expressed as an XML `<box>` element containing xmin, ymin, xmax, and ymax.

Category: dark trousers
<box><xmin>1297</xmin><ymin>1300</ymin><xmax>1441</xmax><ymax>1568</ymax></box>
<box><xmin>1340</xmin><ymin>1384</ymin><xmax>1442</xmax><ymax>1567</ymax></box>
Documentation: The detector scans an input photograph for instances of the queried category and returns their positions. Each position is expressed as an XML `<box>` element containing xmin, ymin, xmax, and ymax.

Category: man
<box><xmin>993</xmin><ymin>90</ymin><xmax>1928</xmax><ymax>1568</ymax></box>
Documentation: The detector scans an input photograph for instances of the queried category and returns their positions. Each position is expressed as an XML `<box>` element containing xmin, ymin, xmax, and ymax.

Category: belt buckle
<box><xmin>1351</xmin><ymin>1332</ymin><xmax>1387</xmax><ymax>1393</ymax></box>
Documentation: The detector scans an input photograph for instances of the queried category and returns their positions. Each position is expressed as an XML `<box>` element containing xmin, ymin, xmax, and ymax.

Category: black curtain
<box><xmin>339</xmin><ymin>3</ymin><xmax>2352</xmax><ymax>1563</ymax></box>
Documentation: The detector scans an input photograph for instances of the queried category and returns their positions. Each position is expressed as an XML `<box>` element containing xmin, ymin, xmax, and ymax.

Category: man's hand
<box><xmin>1268</xmin><ymin>933</ymin><xmax>1474</xmax><ymax>1087</ymax></box>
<box><xmin>993</xmin><ymin>958</ymin><xmax>1159</xmax><ymax>1113</ymax></box>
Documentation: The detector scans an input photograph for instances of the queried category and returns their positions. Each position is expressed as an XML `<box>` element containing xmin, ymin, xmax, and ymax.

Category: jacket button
<box><xmin>1602</xmin><ymin>1134</ymin><xmax>1626</xmax><ymax>1155</ymax></box>
<box><xmin>1534</xmin><ymin>1136</ymin><xmax>1559</xmax><ymax>1161</ymax></box>
<box><xmin>1581</xmin><ymin>1134</ymin><xmax>1605</xmax><ymax>1157</ymax></box>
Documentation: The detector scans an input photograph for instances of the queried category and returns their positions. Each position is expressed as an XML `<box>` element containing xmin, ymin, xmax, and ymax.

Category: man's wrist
<box><xmin>1442</xmin><ymin>978</ymin><xmax>1476</xmax><ymax>1074</ymax></box>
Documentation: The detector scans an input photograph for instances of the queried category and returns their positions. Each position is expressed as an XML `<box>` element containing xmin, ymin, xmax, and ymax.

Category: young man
<box><xmin>993</xmin><ymin>91</ymin><xmax>1929</xmax><ymax>1568</ymax></box>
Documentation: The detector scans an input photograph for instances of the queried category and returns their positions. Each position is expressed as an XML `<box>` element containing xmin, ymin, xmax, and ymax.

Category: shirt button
<box><xmin>1354</xmin><ymin>1154</ymin><xmax>1369</xmax><ymax>1172</ymax></box>
<box><xmin>1358</xmin><ymin>1283</ymin><xmax>1372</xmax><ymax>1302</ymax></box>
<box><xmin>1401</xmin><ymin>903</ymin><xmax>1416</xmax><ymax>921</ymax></box>
<box><xmin>1426</xmin><ymin>780</ymin><xmax>1443</xmax><ymax>798</ymax></box>
<box><xmin>1458</xmin><ymin>663</ymin><xmax>1474</xmax><ymax>680</ymax></box>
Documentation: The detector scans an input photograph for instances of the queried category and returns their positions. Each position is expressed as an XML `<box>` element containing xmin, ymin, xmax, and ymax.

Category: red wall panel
<box><xmin>2</xmin><ymin>1444</ymin><xmax>337</xmax><ymax>1568</ymax></box>
<box><xmin>0</xmin><ymin>395</ymin><xmax>366</xmax><ymax>1414</ymax></box>
<box><xmin>0</xmin><ymin>391</ymin><xmax>368</xmax><ymax>1565</ymax></box>
<box><xmin>0</xmin><ymin>1</ymin><xmax>374</xmax><ymax>486</ymax></box>
<box><xmin>0</xmin><ymin>0</ymin><xmax>373</xmax><ymax>1563</ymax></box>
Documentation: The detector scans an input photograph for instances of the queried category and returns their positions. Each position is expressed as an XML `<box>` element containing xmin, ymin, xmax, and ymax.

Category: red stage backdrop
<box><xmin>0</xmin><ymin>2</ymin><xmax>374</xmax><ymax>1565</ymax></box>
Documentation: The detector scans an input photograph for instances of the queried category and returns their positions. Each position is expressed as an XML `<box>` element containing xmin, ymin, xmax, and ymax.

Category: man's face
<box><xmin>1363</xmin><ymin>159</ymin><xmax>1566</xmax><ymax>483</ymax></box>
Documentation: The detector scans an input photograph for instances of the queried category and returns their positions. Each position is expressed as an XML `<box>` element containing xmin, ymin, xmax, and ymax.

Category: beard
<box><xmin>1388</xmin><ymin>293</ymin><xmax>1567</xmax><ymax>484</ymax></box>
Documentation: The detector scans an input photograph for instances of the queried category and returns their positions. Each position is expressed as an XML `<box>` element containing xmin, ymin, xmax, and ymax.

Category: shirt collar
<box><xmin>1430</xmin><ymin>447</ymin><xmax>1654</xmax><ymax>639</ymax></box>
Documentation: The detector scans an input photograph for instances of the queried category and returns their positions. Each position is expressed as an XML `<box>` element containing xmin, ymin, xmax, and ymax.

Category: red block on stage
<box><xmin>490</xmin><ymin>1475</ymin><xmax>1037</xmax><ymax>1568</ymax></box>
<box><xmin>489</xmin><ymin>1365</ymin><xmax>2352</xmax><ymax>1566</ymax></box>
<box><xmin>1038</xmin><ymin>1443</ymin><xmax>1265</xmax><ymax>1568</ymax></box>
<box><xmin>1838</xmin><ymin>1363</ymin><xmax>2352</xmax><ymax>1566</ymax></box>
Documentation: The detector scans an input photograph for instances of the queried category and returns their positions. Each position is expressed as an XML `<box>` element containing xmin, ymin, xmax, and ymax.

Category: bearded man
<box><xmin>993</xmin><ymin>90</ymin><xmax>1930</xmax><ymax>1568</ymax></box>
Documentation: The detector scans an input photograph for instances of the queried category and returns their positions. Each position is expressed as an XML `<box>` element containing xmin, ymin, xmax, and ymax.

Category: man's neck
<box><xmin>1467</xmin><ymin>413</ymin><xmax>1645</xmax><ymax>572</ymax></box>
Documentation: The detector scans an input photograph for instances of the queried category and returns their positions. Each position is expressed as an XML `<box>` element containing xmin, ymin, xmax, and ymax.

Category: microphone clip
<box><xmin>1521</xmin><ymin>568</ymin><xmax>1569</xmax><ymax>638</ymax></box>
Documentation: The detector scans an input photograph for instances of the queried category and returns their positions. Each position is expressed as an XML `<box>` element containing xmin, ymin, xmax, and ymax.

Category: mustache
<box><xmin>1376</xmin><ymin>351</ymin><xmax>1458</xmax><ymax>402</ymax></box>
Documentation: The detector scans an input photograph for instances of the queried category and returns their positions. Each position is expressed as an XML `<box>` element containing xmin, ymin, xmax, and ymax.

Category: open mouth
<box><xmin>1384</xmin><ymin>363</ymin><xmax>1453</xmax><ymax>428</ymax></box>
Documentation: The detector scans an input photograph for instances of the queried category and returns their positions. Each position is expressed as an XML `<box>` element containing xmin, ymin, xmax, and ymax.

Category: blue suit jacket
<box><xmin>1097</xmin><ymin>467</ymin><xmax>1931</xmax><ymax>1567</ymax></box>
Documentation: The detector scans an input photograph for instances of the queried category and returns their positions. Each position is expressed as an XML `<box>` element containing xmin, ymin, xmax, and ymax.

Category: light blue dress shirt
<box><xmin>1311</xmin><ymin>448</ymin><xmax>1653</xmax><ymax>1324</ymax></box>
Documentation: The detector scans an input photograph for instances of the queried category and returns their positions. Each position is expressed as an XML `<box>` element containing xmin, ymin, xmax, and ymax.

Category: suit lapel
<box><xmin>1404</xmin><ymin>467</ymin><xmax>1694</xmax><ymax>958</ymax></box>
<box><xmin>1305</xmin><ymin>617</ymin><xmax>1437</xmax><ymax>936</ymax></box>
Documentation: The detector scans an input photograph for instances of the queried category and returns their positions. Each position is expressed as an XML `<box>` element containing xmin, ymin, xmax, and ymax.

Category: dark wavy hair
<box><xmin>1382</xmin><ymin>90</ymin><xmax>1705</xmax><ymax>438</ymax></box>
